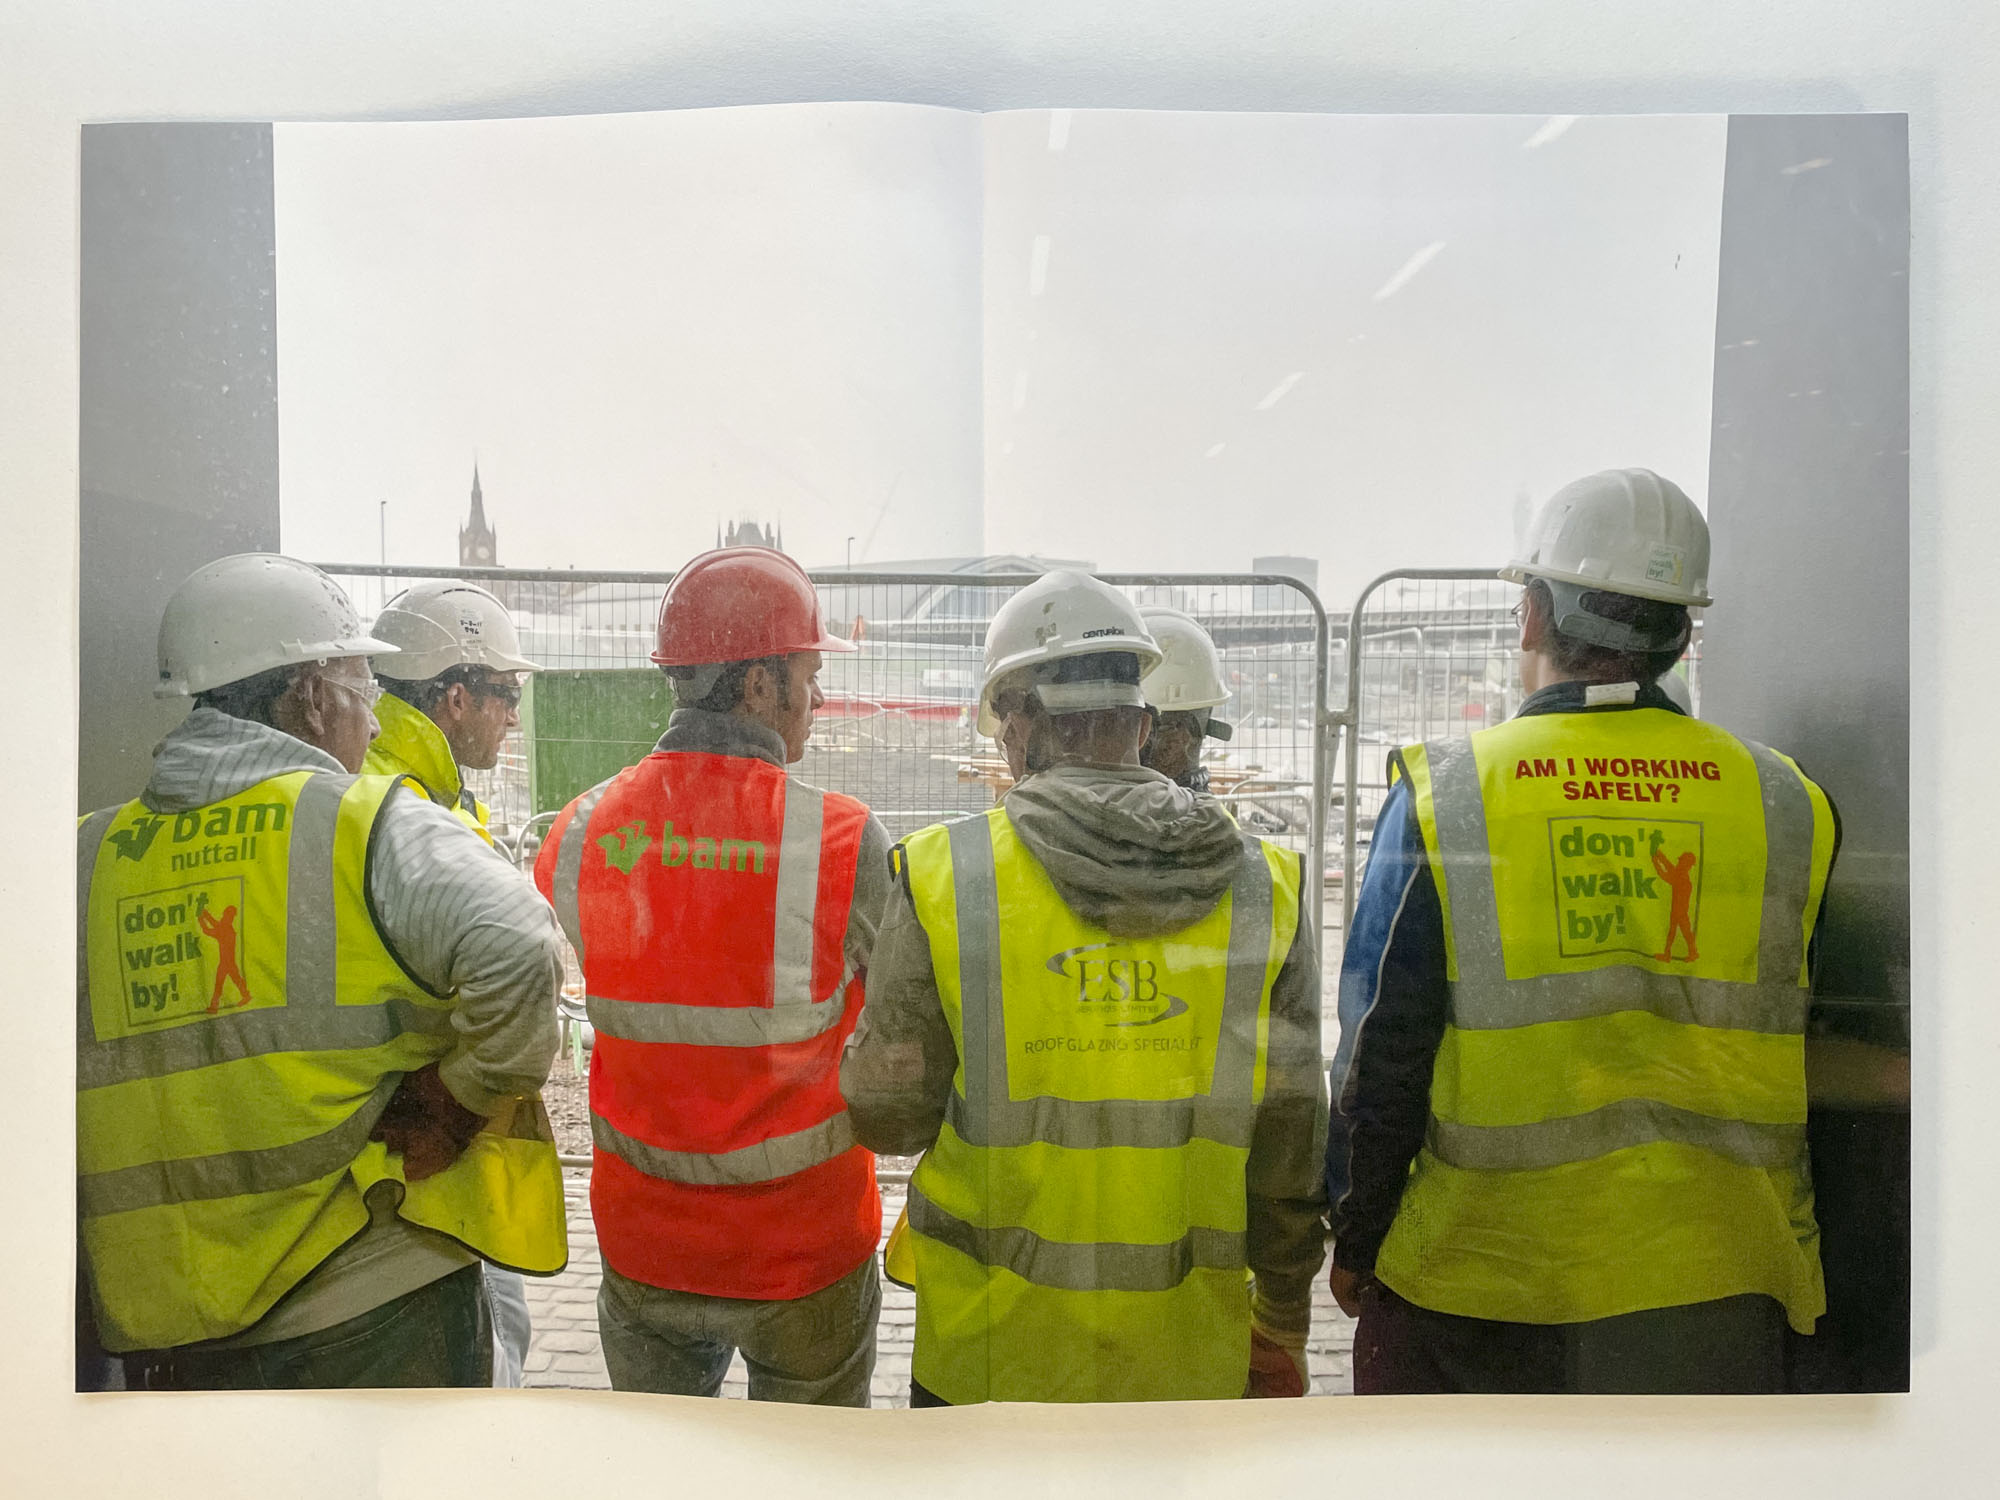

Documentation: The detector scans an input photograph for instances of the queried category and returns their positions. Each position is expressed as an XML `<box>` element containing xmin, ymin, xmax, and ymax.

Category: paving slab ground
<box><xmin>522</xmin><ymin>1174</ymin><xmax>1355</xmax><ymax>1402</ymax></box>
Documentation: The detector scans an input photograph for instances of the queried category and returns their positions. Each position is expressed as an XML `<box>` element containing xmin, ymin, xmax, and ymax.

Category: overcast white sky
<box><xmin>276</xmin><ymin>106</ymin><xmax>1724</xmax><ymax>605</ymax></box>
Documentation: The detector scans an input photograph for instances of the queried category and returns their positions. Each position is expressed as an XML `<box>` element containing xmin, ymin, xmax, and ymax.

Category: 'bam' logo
<box><xmin>1548</xmin><ymin>817</ymin><xmax>1703</xmax><ymax>963</ymax></box>
<box><xmin>597</xmin><ymin>818</ymin><xmax>767</xmax><ymax>875</ymax></box>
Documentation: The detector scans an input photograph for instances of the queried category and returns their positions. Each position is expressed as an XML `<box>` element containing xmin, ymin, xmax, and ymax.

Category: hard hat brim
<box><xmin>649</xmin><ymin>627</ymin><xmax>856</xmax><ymax>668</ymax></box>
<box><xmin>155</xmin><ymin>632</ymin><xmax>401</xmax><ymax>698</ymax></box>
<box><xmin>1498</xmin><ymin>560</ymin><xmax>1712</xmax><ymax>609</ymax></box>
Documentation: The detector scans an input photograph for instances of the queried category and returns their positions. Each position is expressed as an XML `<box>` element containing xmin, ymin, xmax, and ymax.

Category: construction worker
<box><xmin>535</xmin><ymin>547</ymin><xmax>891</xmax><ymax>1405</ymax></box>
<box><xmin>77</xmin><ymin>554</ymin><xmax>568</xmax><ymax>1389</ymax></box>
<box><xmin>1324</xmin><ymin>469</ymin><xmax>1839</xmax><ymax>1394</ymax></box>
<box><xmin>366</xmin><ymin>579</ymin><xmax>545</xmax><ymax>1386</ymax></box>
<box><xmin>1137</xmin><ymin>605</ymin><xmax>1235</xmax><ymax>792</ymax></box>
<box><xmin>367</xmin><ymin>579</ymin><xmax>539</xmax><ymax>840</ymax></box>
<box><xmin>841</xmin><ymin>570</ymin><xmax>1328</xmax><ymax>1405</ymax></box>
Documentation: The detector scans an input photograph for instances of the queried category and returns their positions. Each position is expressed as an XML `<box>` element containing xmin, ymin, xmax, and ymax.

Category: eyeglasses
<box><xmin>322</xmin><ymin>673</ymin><xmax>383</xmax><ymax>709</ymax></box>
<box><xmin>468</xmin><ymin>680</ymin><xmax>523</xmax><ymax>708</ymax></box>
<box><xmin>1510</xmin><ymin>596</ymin><xmax>1529</xmax><ymax>624</ymax></box>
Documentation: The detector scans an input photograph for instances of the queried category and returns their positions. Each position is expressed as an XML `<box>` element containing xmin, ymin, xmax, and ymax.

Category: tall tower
<box><xmin>718</xmin><ymin>517</ymin><xmax>783</xmax><ymax>553</ymax></box>
<box><xmin>459</xmin><ymin>463</ymin><xmax>497</xmax><ymax>566</ymax></box>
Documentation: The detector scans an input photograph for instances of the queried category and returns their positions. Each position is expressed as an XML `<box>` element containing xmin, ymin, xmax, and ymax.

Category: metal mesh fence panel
<box><xmin>315</xmin><ymin>563</ymin><xmax>1333</xmax><ymax>918</ymax></box>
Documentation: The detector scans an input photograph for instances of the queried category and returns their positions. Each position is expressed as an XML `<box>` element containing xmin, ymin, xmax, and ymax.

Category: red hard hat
<box><xmin>651</xmin><ymin>547</ymin><xmax>856</xmax><ymax>666</ymax></box>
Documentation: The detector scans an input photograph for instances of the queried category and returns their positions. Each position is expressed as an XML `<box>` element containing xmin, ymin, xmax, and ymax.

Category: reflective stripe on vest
<box><xmin>905</xmin><ymin>1187</ymin><xmax>1246</xmax><ymax>1295</ymax></box>
<box><xmin>551</xmin><ymin>776</ymin><xmax>615</xmax><ymax>964</ymax></box>
<box><xmin>80</xmin><ymin>1075</ymin><xmax>403</xmax><ymax>1219</ymax></box>
<box><xmin>591</xmin><ymin>1108</ymin><xmax>856</xmax><ymax>1187</ymax></box>
<box><xmin>1420</xmin><ymin>735</ymin><xmax>1814</xmax><ymax>1171</ymax></box>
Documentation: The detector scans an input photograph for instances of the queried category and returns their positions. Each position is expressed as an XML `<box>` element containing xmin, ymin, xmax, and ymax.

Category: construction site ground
<box><xmin>523</xmin><ymin>897</ymin><xmax>1353</xmax><ymax>1403</ymax></box>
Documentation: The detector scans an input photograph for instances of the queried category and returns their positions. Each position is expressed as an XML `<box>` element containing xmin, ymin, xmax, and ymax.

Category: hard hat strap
<box><xmin>1543</xmin><ymin>578</ymin><xmax>1691</xmax><ymax>654</ymax></box>
<box><xmin>664</xmin><ymin>662</ymin><xmax>730</xmax><ymax>701</ymax></box>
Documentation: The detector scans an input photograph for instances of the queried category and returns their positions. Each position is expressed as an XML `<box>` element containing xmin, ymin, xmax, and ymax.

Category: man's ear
<box><xmin>740</xmin><ymin>661</ymin><xmax>777</xmax><ymax>709</ymax></box>
<box><xmin>280</xmin><ymin>668</ymin><xmax>329</xmax><ymax>739</ymax></box>
<box><xmin>434</xmin><ymin>680</ymin><xmax>480</xmax><ymax>728</ymax></box>
<box><xmin>1520</xmin><ymin>589</ymin><xmax>1550</xmax><ymax>651</ymax></box>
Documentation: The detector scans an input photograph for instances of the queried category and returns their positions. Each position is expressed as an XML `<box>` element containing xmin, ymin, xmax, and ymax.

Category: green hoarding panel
<box><xmin>525</xmin><ymin>669</ymin><xmax>675</xmax><ymax>814</ymax></box>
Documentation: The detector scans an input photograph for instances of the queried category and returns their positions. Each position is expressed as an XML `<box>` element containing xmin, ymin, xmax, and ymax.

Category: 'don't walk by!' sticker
<box><xmin>115</xmin><ymin>877</ymin><xmax>253</xmax><ymax>1027</ymax></box>
<box><xmin>1548</xmin><ymin>816</ymin><xmax>1704</xmax><ymax>963</ymax></box>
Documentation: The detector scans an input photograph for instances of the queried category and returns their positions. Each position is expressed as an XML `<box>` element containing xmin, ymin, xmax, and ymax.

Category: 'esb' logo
<box><xmin>1045</xmin><ymin>943</ymin><xmax>1188</xmax><ymax>1027</ymax></box>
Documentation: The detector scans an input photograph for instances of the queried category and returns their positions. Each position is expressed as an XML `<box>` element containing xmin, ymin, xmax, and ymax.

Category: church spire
<box><xmin>459</xmin><ymin>460</ymin><xmax>497</xmax><ymax>566</ymax></box>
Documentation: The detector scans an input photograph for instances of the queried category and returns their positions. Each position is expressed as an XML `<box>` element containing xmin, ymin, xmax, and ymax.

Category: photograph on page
<box><xmin>74</xmin><ymin>104</ymin><xmax>1909</xmax><ymax>1400</ymax></box>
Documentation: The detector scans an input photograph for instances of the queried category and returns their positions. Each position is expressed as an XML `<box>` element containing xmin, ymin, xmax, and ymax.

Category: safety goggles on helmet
<box><xmin>465</xmin><ymin>677</ymin><xmax>524</xmax><ymax>708</ymax></box>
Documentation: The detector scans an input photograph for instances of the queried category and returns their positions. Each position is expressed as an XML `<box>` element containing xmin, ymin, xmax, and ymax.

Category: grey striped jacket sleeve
<box><xmin>366</xmin><ymin>788</ymin><xmax>563</xmax><ymax>1115</ymax></box>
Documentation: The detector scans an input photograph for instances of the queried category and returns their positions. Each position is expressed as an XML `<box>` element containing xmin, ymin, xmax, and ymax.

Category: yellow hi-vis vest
<box><xmin>77</xmin><ymin>770</ymin><xmax>567</xmax><ymax>1353</ymax></box>
<box><xmin>363</xmin><ymin>694</ymin><xmax>494</xmax><ymax>844</ymax></box>
<box><xmin>900</xmin><ymin>807</ymin><xmax>1302</xmax><ymax>1403</ymax></box>
<box><xmin>1375</xmin><ymin>707</ymin><xmax>1837</xmax><ymax>1334</ymax></box>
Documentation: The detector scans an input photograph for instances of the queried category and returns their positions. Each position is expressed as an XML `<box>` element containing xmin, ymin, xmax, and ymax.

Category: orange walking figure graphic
<box><xmin>198</xmin><ymin>903</ymin><xmax>249</xmax><ymax>1010</ymax></box>
<box><xmin>1651</xmin><ymin>849</ymin><xmax>1699</xmax><ymax>962</ymax></box>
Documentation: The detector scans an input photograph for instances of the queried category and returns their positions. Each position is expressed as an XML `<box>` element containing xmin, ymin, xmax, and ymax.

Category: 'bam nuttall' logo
<box><xmin>1548</xmin><ymin>817</ymin><xmax>1703</xmax><ymax>962</ymax></box>
<box><xmin>597</xmin><ymin>818</ymin><xmax>768</xmax><ymax>875</ymax></box>
<box><xmin>114</xmin><ymin>877</ymin><xmax>252</xmax><ymax>1028</ymax></box>
<box><xmin>1044</xmin><ymin>943</ymin><xmax>1189</xmax><ymax>1028</ymax></box>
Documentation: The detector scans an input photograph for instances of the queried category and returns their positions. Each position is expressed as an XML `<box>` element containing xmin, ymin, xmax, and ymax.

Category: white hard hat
<box><xmin>1139</xmin><ymin>607</ymin><xmax>1234</xmax><ymax>739</ymax></box>
<box><xmin>977</xmin><ymin>570</ymin><xmax>1163</xmax><ymax>736</ymax></box>
<box><xmin>1500</xmin><ymin>468</ymin><xmax>1713</xmax><ymax>608</ymax></box>
<box><xmin>372</xmin><ymin>580</ymin><xmax>540</xmax><ymax>681</ymax></box>
<box><xmin>156</xmin><ymin>554</ymin><xmax>397</xmax><ymax>698</ymax></box>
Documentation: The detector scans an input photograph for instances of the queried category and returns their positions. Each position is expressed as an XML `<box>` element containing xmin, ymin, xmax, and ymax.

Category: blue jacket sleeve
<box><xmin>1323</xmin><ymin>777</ymin><xmax>1452</xmax><ymax>1273</ymax></box>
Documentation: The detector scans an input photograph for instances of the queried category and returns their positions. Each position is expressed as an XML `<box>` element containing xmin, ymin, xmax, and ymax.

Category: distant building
<box><xmin>459</xmin><ymin>464</ymin><xmax>497</xmax><ymax>566</ymax></box>
<box><xmin>718</xmin><ymin>518</ymin><xmax>784</xmax><ymax>552</ymax></box>
<box><xmin>1251</xmin><ymin>554</ymin><xmax>1319</xmax><ymax>610</ymax></box>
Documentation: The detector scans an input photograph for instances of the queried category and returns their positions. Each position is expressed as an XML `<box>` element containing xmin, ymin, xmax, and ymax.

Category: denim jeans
<box><xmin>484</xmin><ymin>1265</ymin><xmax>532</xmax><ymax>1387</ymax></box>
<box><xmin>124</xmin><ymin>1264</ymin><xmax>493</xmax><ymax>1390</ymax></box>
<box><xmin>597</xmin><ymin>1258</ymin><xmax>879</xmax><ymax>1406</ymax></box>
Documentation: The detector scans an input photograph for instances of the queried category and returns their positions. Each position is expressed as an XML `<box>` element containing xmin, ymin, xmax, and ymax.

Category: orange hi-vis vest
<box><xmin>537</xmin><ymin>751</ymin><xmax>880</xmax><ymax>1299</ymax></box>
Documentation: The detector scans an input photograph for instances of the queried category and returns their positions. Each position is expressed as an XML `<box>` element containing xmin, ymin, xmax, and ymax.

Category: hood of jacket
<box><xmin>363</xmin><ymin>693</ymin><xmax>466</xmax><ymax>806</ymax></box>
<box><xmin>141</xmin><ymin>706</ymin><xmax>346</xmax><ymax>813</ymax></box>
<box><xmin>1002</xmin><ymin>762</ymin><xmax>1244</xmax><ymax>937</ymax></box>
